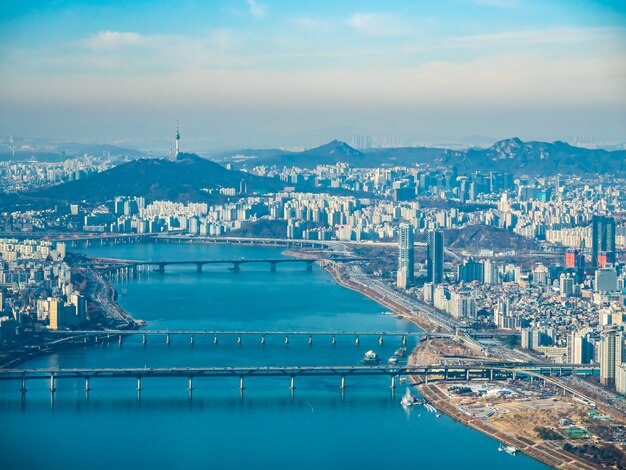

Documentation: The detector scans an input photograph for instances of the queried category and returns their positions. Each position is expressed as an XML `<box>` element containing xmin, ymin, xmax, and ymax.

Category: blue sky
<box><xmin>0</xmin><ymin>0</ymin><xmax>625</xmax><ymax>150</ymax></box>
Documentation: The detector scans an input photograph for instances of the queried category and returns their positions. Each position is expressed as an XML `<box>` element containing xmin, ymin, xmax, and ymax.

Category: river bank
<box><xmin>418</xmin><ymin>382</ymin><xmax>601</xmax><ymax>470</ymax></box>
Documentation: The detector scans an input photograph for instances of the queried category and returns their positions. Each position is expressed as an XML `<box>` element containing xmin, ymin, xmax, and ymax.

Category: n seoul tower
<box><xmin>175</xmin><ymin>120</ymin><xmax>181</xmax><ymax>158</ymax></box>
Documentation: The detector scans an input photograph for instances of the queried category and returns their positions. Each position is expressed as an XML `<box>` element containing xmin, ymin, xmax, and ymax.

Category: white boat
<box><xmin>424</xmin><ymin>403</ymin><xmax>437</xmax><ymax>413</ymax></box>
<box><xmin>498</xmin><ymin>445</ymin><xmax>518</xmax><ymax>455</ymax></box>
<box><xmin>361</xmin><ymin>350</ymin><xmax>381</xmax><ymax>365</ymax></box>
<box><xmin>388</xmin><ymin>356</ymin><xmax>398</xmax><ymax>365</ymax></box>
<box><xmin>394</xmin><ymin>347</ymin><xmax>407</xmax><ymax>358</ymax></box>
<box><xmin>401</xmin><ymin>387</ymin><xmax>422</xmax><ymax>407</ymax></box>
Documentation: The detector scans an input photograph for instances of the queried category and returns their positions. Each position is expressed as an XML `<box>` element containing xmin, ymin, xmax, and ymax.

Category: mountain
<box><xmin>456</xmin><ymin>138</ymin><xmax>626</xmax><ymax>174</ymax></box>
<box><xmin>21</xmin><ymin>153</ymin><xmax>286</xmax><ymax>205</ymax></box>
<box><xmin>217</xmin><ymin>138</ymin><xmax>626</xmax><ymax>174</ymax></box>
<box><xmin>302</xmin><ymin>140</ymin><xmax>364</xmax><ymax>158</ymax></box>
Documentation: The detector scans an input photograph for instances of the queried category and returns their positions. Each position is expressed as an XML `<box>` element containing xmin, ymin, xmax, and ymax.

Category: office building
<box><xmin>595</xmin><ymin>267</ymin><xmax>618</xmax><ymax>293</ymax></box>
<box><xmin>427</xmin><ymin>230</ymin><xmax>444</xmax><ymax>284</ymax></box>
<box><xmin>458</xmin><ymin>258</ymin><xmax>484</xmax><ymax>283</ymax></box>
<box><xmin>592</xmin><ymin>216</ymin><xmax>615</xmax><ymax>267</ymax></box>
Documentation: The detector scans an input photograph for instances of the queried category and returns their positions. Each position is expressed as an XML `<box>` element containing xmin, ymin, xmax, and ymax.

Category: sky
<box><xmin>0</xmin><ymin>0</ymin><xmax>625</xmax><ymax>151</ymax></box>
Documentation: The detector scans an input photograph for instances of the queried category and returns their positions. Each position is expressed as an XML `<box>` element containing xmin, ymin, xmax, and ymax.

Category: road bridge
<box><xmin>0</xmin><ymin>364</ymin><xmax>599</xmax><ymax>398</ymax></box>
<box><xmin>48</xmin><ymin>329</ymin><xmax>454</xmax><ymax>346</ymax></box>
<box><xmin>90</xmin><ymin>256</ymin><xmax>366</xmax><ymax>273</ymax></box>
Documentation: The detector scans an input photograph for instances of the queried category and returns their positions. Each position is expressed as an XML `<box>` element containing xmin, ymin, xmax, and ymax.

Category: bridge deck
<box><xmin>0</xmin><ymin>364</ymin><xmax>599</xmax><ymax>380</ymax></box>
<box><xmin>49</xmin><ymin>330</ymin><xmax>443</xmax><ymax>337</ymax></box>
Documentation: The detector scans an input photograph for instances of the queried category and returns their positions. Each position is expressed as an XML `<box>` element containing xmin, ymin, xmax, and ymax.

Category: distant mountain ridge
<box><xmin>217</xmin><ymin>137</ymin><xmax>626</xmax><ymax>174</ymax></box>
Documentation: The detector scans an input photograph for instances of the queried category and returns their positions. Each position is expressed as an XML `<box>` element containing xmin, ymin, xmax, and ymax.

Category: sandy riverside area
<box><xmin>418</xmin><ymin>382</ymin><xmax>602</xmax><ymax>470</ymax></box>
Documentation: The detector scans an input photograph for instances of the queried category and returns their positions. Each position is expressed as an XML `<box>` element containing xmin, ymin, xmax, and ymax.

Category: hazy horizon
<box><xmin>1</xmin><ymin>1</ymin><xmax>625</xmax><ymax>150</ymax></box>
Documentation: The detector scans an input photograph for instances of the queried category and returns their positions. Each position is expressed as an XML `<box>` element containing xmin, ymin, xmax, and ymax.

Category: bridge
<box><xmin>48</xmin><ymin>329</ymin><xmax>521</xmax><ymax>345</ymax></box>
<box><xmin>90</xmin><ymin>256</ymin><xmax>367</xmax><ymax>273</ymax></box>
<box><xmin>48</xmin><ymin>329</ymin><xmax>454</xmax><ymax>346</ymax></box>
<box><xmin>0</xmin><ymin>364</ymin><xmax>599</xmax><ymax>398</ymax></box>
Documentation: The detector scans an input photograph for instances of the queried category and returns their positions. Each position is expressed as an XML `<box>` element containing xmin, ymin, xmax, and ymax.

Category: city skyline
<box><xmin>1</xmin><ymin>1</ymin><xmax>625</xmax><ymax>149</ymax></box>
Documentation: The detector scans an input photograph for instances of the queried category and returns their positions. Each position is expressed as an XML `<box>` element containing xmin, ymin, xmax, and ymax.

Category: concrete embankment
<box><xmin>322</xmin><ymin>262</ymin><xmax>442</xmax><ymax>333</ymax></box>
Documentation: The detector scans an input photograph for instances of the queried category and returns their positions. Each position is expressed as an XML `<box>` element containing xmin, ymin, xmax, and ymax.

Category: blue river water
<box><xmin>0</xmin><ymin>243</ymin><xmax>547</xmax><ymax>469</ymax></box>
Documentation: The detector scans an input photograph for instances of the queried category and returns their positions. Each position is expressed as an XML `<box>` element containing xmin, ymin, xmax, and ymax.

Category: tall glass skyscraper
<box><xmin>427</xmin><ymin>230</ymin><xmax>444</xmax><ymax>284</ymax></box>
<box><xmin>592</xmin><ymin>215</ymin><xmax>615</xmax><ymax>267</ymax></box>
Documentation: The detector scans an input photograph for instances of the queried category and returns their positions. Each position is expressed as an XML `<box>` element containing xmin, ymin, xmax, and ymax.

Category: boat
<box><xmin>401</xmin><ymin>387</ymin><xmax>423</xmax><ymax>407</ymax></box>
<box><xmin>361</xmin><ymin>350</ymin><xmax>381</xmax><ymax>365</ymax></box>
<box><xmin>388</xmin><ymin>356</ymin><xmax>398</xmax><ymax>365</ymax></box>
<box><xmin>436</xmin><ymin>413</ymin><xmax>441</xmax><ymax>418</ymax></box>
<box><xmin>394</xmin><ymin>347</ymin><xmax>407</xmax><ymax>358</ymax></box>
<box><xmin>424</xmin><ymin>403</ymin><xmax>437</xmax><ymax>413</ymax></box>
<box><xmin>380</xmin><ymin>311</ymin><xmax>394</xmax><ymax>316</ymax></box>
<box><xmin>498</xmin><ymin>445</ymin><xmax>518</xmax><ymax>455</ymax></box>
<box><xmin>399</xmin><ymin>376</ymin><xmax>407</xmax><ymax>384</ymax></box>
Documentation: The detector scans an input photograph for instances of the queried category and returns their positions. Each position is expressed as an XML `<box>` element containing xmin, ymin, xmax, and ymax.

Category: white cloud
<box><xmin>247</xmin><ymin>0</ymin><xmax>266</xmax><ymax>18</ymax></box>
<box><xmin>347</xmin><ymin>13</ymin><xmax>411</xmax><ymax>36</ymax></box>
<box><xmin>85</xmin><ymin>31</ymin><xmax>145</xmax><ymax>49</ymax></box>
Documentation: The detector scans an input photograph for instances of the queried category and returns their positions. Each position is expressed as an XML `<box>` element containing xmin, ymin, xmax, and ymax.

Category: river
<box><xmin>0</xmin><ymin>242</ymin><xmax>546</xmax><ymax>469</ymax></box>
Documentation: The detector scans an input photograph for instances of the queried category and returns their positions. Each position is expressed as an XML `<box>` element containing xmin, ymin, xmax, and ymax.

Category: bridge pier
<box><xmin>239</xmin><ymin>377</ymin><xmax>245</xmax><ymax>390</ymax></box>
<box><xmin>49</xmin><ymin>373</ymin><xmax>56</xmax><ymax>392</ymax></box>
<box><xmin>188</xmin><ymin>377</ymin><xmax>193</xmax><ymax>391</ymax></box>
<box><xmin>290</xmin><ymin>376</ymin><xmax>295</xmax><ymax>390</ymax></box>
<box><xmin>85</xmin><ymin>377</ymin><xmax>90</xmax><ymax>392</ymax></box>
<box><xmin>340</xmin><ymin>376</ymin><xmax>345</xmax><ymax>390</ymax></box>
<box><xmin>137</xmin><ymin>377</ymin><xmax>142</xmax><ymax>392</ymax></box>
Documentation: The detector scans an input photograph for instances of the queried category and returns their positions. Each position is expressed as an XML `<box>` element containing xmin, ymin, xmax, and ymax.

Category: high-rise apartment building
<box><xmin>600</xmin><ymin>329</ymin><xmax>624</xmax><ymax>388</ymax></box>
<box><xmin>396</xmin><ymin>223</ymin><xmax>414</xmax><ymax>289</ymax></box>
